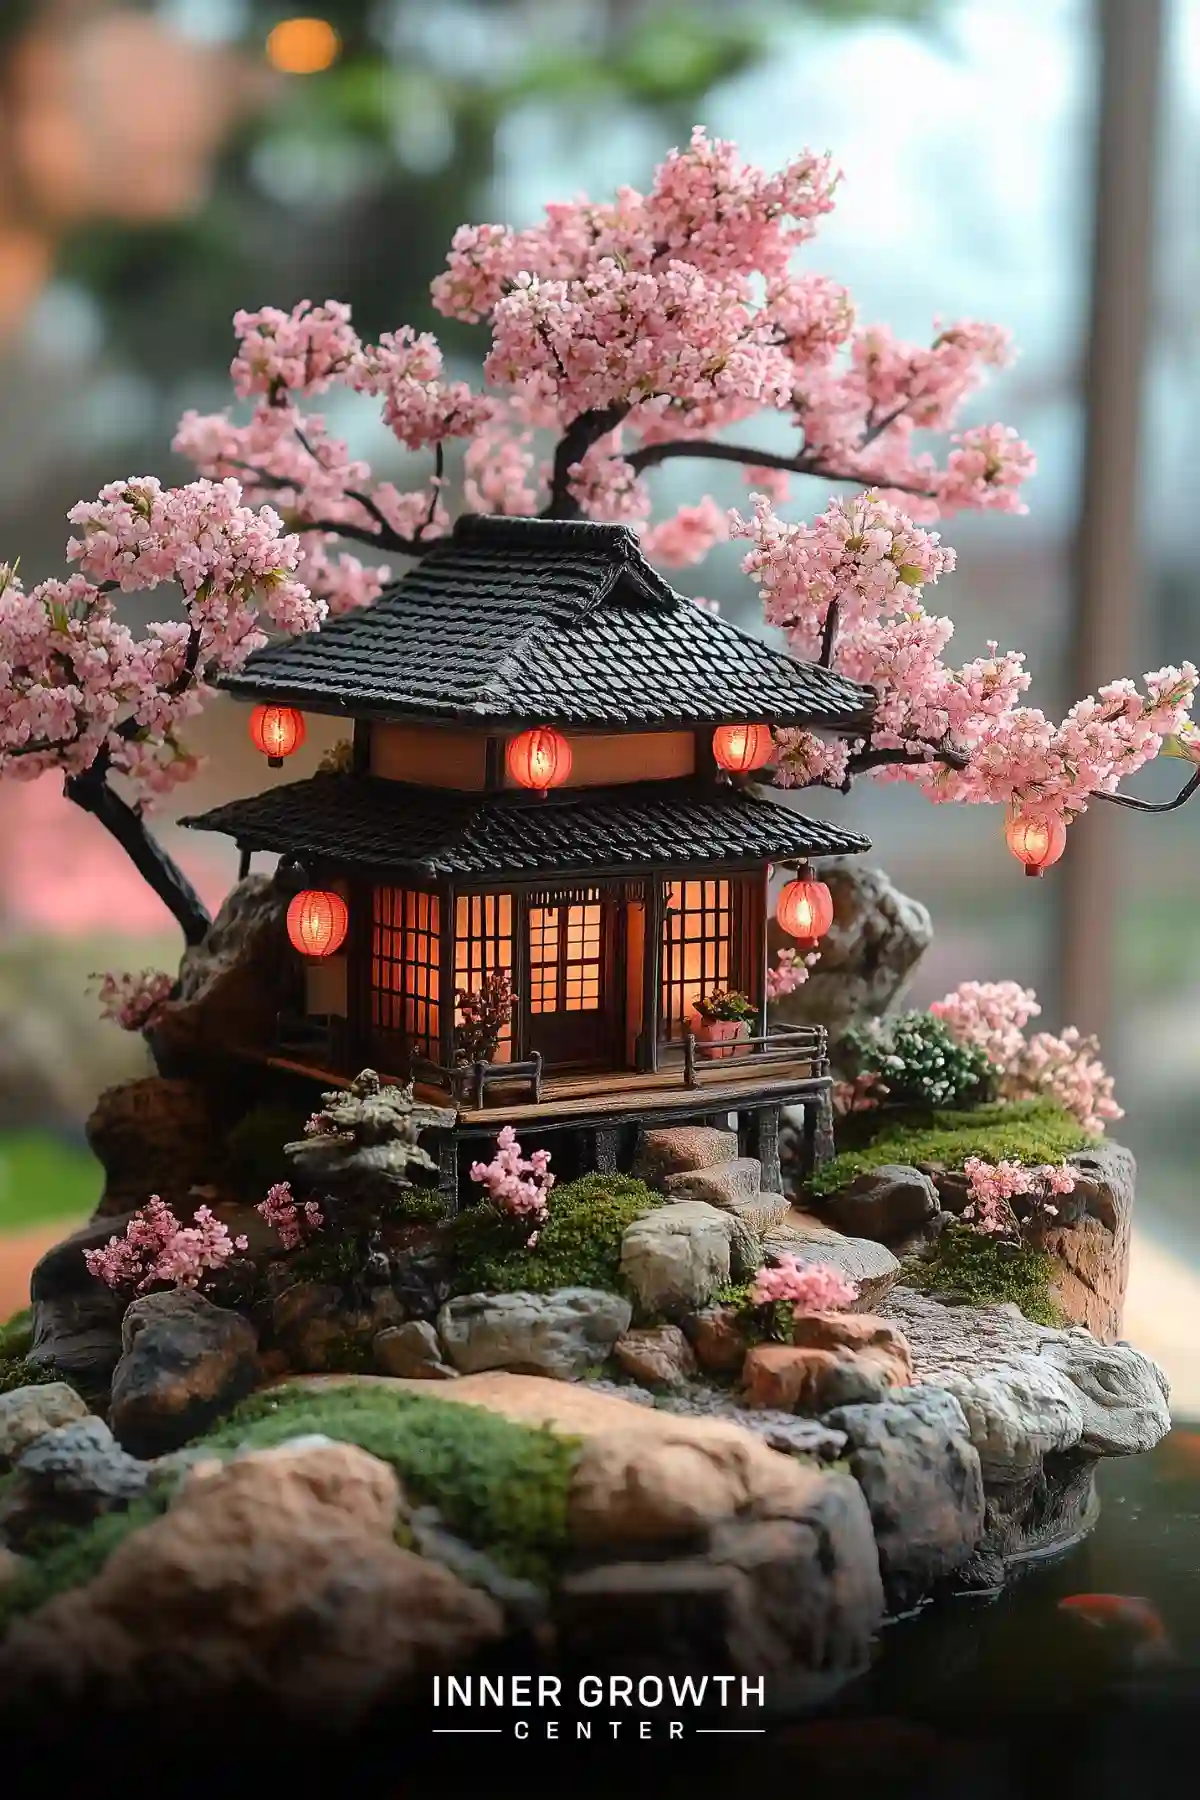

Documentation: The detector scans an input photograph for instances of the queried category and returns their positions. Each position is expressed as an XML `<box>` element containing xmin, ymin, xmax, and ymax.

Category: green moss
<box><xmin>809</xmin><ymin>1099</ymin><xmax>1096</xmax><ymax>1199</ymax></box>
<box><xmin>0</xmin><ymin>1308</ymin><xmax>32</xmax><ymax>1360</ymax></box>
<box><xmin>0</xmin><ymin>1356</ymin><xmax>58</xmax><ymax>1396</ymax></box>
<box><xmin>904</xmin><ymin>1223</ymin><xmax>1066</xmax><ymax>1326</ymax></box>
<box><xmin>452</xmin><ymin>1172</ymin><xmax>663</xmax><ymax>1298</ymax></box>
<box><xmin>199</xmin><ymin>1381</ymin><xmax>580</xmax><ymax>1584</ymax></box>
<box><xmin>0</xmin><ymin>1493</ymin><xmax>170</xmax><ymax>1632</ymax></box>
<box><xmin>710</xmin><ymin>1281</ymin><xmax>791</xmax><ymax>1345</ymax></box>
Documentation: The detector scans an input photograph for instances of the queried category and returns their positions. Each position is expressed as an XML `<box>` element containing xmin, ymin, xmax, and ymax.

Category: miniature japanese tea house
<box><xmin>184</xmin><ymin>515</ymin><xmax>874</xmax><ymax>1206</ymax></box>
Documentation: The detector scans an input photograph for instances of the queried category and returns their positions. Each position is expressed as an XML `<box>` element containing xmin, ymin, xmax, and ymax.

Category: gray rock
<box><xmin>662</xmin><ymin>1157</ymin><xmax>761</xmax><ymax>1207</ymax></box>
<box><xmin>727</xmin><ymin>1192</ymin><xmax>792</xmax><ymax>1233</ymax></box>
<box><xmin>27</xmin><ymin>1214</ymin><xmax>130</xmax><ymax>1399</ymax></box>
<box><xmin>883</xmin><ymin>1287</ymin><xmax>1171</xmax><ymax>1480</ymax></box>
<box><xmin>612</xmin><ymin>1325</ymin><xmax>697</xmax><ymax>1388</ymax></box>
<box><xmin>0</xmin><ymin>1381</ymin><xmax>90</xmax><ymax>1470</ymax></box>
<box><xmin>556</xmin><ymin>1560</ymin><xmax>763</xmax><ymax>1674</ymax></box>
<box><xmin>373</xmin><ymin>1321</ymin><xmax>457</xmax><ymax>1380</ymax></box>
<box><xmin>635</xmin><ymin>1125</ymin><xmax>739</xmax><ymax>1185</ymax></box>
<box><xmin>820</xmin><ymin>1165</ymin><xmax>939</xmax><ymax>1247</ymax></box>
<box><xmin>823</xmin><ymin>1388</ymin><xmax>985</xmax><ymax>1611</ymax></box>
<box><xmin>1</xmin><ymin>1416</ymin><xmax>150</xmax><ymax>1552</ymax></box>
<box><xmin>437</xmin><ymin>1289</ymin><xmax>632</xmax><ymax>1379</ymax></box>
<box><xmin>580</xmin><ymin>1377</ymin><xmax>848</xmax><ymax>1462</ymax></box>
<box><xmin>408</xmin><ymin>1504</ymin><xmax>546</xmax><ymax>1625</ymax></box>
<box><xmin>763</xmin><ymin>1218</ymin><xmax>901</xmax><ymax>1311</ymax></box>
<box><xmin>620</xmin><ymin>1202</ymin><xmax>746</xmax><ymax>1317</ymax></box>
<box><xmin>108</xmin><ymin>1289</ymin><xmax>260</xmax><ymax>1459</ymax></box>
<box><xmin>768</xmin><ymin>861</ymin><xmax>933</xmax><ymax>1044</ymax></box>
<box><xmin>146</xmin><ymin>874</ymin><xmax>291</xmax><ymax>1075</ymax></box>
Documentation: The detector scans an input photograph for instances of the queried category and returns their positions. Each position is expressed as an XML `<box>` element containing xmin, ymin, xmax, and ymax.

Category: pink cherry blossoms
<box><xmin>83</xmin><ymin>1197</ymin><xmax>248</xmax><ymax>1294</ymax></box>
<box><xmin>257</xmin><ymin>1180</ymin><xmax>324</xmax><ymax>1251</ymax></box>
<box><xmin>961</xmin><ymin>1156</ymin><xmax>1077</xmax><ymax>1238</ymax></box>
<box><xmin>92</xmin><ymin>968</ymin><xmax>173</xmax><ymax>1032</ymax></box>
<box><xmin>750</xmin><ymin>1255</ymin><xmax>859</xmax><ymax>1315</ymax></box>
<box><xmin>765</xmin><ymin>946</ymin><xmax>817</xmax><ymax>1002</ymax></box>
<box><xmin>470</xmin><ymin>1126</ymin><xmax>555</xmax><ymax>1227</ymax></box>
<box><xmin>931</xmin><ymin>980</ymin><xmax>1121</xmax><ymax>1133</ymax></box>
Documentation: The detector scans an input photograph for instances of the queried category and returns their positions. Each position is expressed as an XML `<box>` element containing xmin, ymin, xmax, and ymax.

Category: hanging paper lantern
<box><xmin>776</xmin><ymin>872</ymin><xmax>834</xmax><ymax>950</ymax></box>
<box><xmin>250</xmin><ymin>704</ymin><xmax>306</xmax><ymax>767</ymax></box>
<box><xmin>506</xmin><ymin>726</ymin><xmax>572</xmax><ymax>792</ymax></box>
<box><xmin>1005</xmin><ymin>808</ymin><xmax>1068</xmax><ymax>877</ymax></box>
<box><xmin>287</xmin><ymin>889</ymin><xmax>348</xmax><ymax>957</ymax></box>
<box><xmin>712</xmin><ymin>723</ymin><xmax>773</xmax><ymax>774</ymax></box>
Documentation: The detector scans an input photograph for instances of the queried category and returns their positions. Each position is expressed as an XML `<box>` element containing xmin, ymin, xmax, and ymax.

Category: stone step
<box><xmin>727</xmin><ymin>1192</ymin><xmax>792</xmax><ymax>1234</ymax></box>
<box><xmin>635</xmin><ymin>1125</ymin><xmax>739</xmax><ymax>1185</ymax></box>
<box><xmin>662</xmin><ymin>1158</ymin><xmax>762</xmax><ymax>1207</ymax></box>
<box><xmin>762</xmin><ymin>1209</ymin><xmax>900</xmax><ymax>1311</ymax></box>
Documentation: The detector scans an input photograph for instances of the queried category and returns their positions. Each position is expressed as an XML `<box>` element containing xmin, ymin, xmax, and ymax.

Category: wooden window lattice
<box><xmin>530</xmin><ymin>896</ymin><xmax>603</xmax><ymax>1014</ymax></box>
<box><xmin>660</xmin><ymin>877</ymin><xmax>732</xmax><ymax>1042</ymax></box>
<box><xmin>371</xmin><ymin>887</ymin><xmax>440</xmax><ymax>1061</ymax></box>
<box><xmin>454</xmin><ymin>892</ymin><xmax>514</xmax><ymax>1059</ymax></box>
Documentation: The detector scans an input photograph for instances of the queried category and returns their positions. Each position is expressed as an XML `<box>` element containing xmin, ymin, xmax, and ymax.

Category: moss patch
<box><xmin>0</xmin><ymin>1308</ymin><xmax>32</xmax><ymax>1361</ymax></box>
<box><xmin>0</xmin><ymin>1356</ymin><xmax>58</xmax><ymax>1397</ymax></box>
<box><xmin>809</xmin><ymin>1100</ymin><xmax>1095</xmax><ymax>1199</ymax></box>
<box><xmin>451</xmin><ymin>1172</ymin><xmax>663</xmax><ymax>1298</ymax></box>
<box><xmin>903</xmin><ymin>1224</ymin><xmax>1065</xmax><ymax>1326</ymax></box>
<box><xmin>199</xmin><ymin>1380</ymin><xmax>580</xmax><ymax>1584</ymax></box>
<box><xmin>0</xmin><ymin>1493</ymin><xmax>170</xmax><ymax>1633</ymax></box>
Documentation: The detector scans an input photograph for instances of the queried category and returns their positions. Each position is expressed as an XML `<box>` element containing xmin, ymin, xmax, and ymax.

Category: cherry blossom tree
<box><xmin>5</xmin><ymin>126</ymin><xmax>1198</xmax><ymax>950</ymax></box>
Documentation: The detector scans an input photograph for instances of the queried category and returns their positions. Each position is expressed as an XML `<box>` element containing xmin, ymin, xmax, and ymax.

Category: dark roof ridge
<box><xmin>447</xmin><ymin>512</ymin><xmax>677</xmax><ymax>610</ymax></box>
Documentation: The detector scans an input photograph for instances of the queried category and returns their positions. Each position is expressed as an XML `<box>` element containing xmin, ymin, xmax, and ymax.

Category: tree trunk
<box><xmin>65</xmin><ymin>769</ymin><xmax>212</xmax><ymax>947</ymax></box>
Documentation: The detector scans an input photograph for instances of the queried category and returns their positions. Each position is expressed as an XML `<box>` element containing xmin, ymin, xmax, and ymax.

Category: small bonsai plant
<box><xmin>455</xmin><ymin>970</ymin><xmax>517</xmax><ymax>1065</ymax></box>
<box><xmin>842</xmin><ymin>1011</ymin><xmax>996</xmax><ymax>1112</ymax></box>
<box><xmin>692</xmin><ymin>988</ymin><xmax>756</xmax><ymax>1061</ymax></box>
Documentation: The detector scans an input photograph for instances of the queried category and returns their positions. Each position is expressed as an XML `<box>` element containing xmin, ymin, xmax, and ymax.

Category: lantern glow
<box><xmin>776</xmin><ymin>872</ymin><xmax>834</xmax><ymax>949</ymax></box>
<box><xmin>1005</xmin><ymin>809</ymin><xmax>1068</xmax><ymax>877</ymax></box>
<box><xmin>286</xmin><ymin>889</ymin><xmax>348</xmax><ymax>958</ymax></box>
<box><xmin>250</xmin><ymin>704</ymin><xmax>306</xmax><ymax>767</ymax></box>
<box><xmin>506</xmin><ymin>726</ymin><xmax>572</xmax><ymax>793</ymax></box>
<box><xmin>713</xmin><ymin>723</ymin><xmax>773</xmax><ymax>774</ymax></box>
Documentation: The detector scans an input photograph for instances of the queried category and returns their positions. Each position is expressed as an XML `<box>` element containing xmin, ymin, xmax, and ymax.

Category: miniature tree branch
<box><xmin>64</xmin><ymin>758</ymin><xmax>212</xmax><ymax>946</ymax></box>
<box><xmin>1091</xmin><ymin>765</ymin><xmax>1200</xmax><ymax>813</ymax></box>
<box><xmin>625</xmin><ymin>436</ymin><xmax>935</xmax><ymax>501</ymax></box>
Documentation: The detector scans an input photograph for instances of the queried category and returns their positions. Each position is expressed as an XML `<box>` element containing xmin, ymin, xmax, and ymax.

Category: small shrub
<box><xmin>452</xmin><ymin>1171</ymin><xmax>661</xmax><ymax>1297</ymax></box>
<box><xmin>904</xmin><ymin>1223</ymin><xmax>1065</xmax><ymax>1326</ymax></box>
<box><xmin>843</xmin><ymin>1012</ymin><xmax>996</xmax><ymax>1111</ymax></box>
<box><xmin>809</xmin><ymin>1099</ymin><xmax>1096</xmax><ymax>1199</ymax></box>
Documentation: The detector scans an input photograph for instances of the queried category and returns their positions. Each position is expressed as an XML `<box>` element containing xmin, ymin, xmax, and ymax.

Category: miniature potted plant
<box><xmin>691</xmin><ymin>989</ymin><xmax>757</xmax><ymax>1060</ymax></box>
<box><xmin>455</xmin><ymin>969</ymin><xmax>517</xmax><ymax>1066</ymax></box>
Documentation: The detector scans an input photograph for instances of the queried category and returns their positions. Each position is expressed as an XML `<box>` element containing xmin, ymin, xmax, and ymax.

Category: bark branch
<box><xmin>64</xmin><ymin>766</ymin><xmax>211</xmax><ymax>946</ymax></box>
<box><xmin>624</xmin><ymin>436</ymin><xmax>934</xmax><ymax>498</ymax></box>
<box><xmin>543</xmin><ymin>406</ymin><xmax>631</xmax><ymax>519</ymax></box>
<box><xmin>1092</xmin><ymin>764</ymin><xmax>1200</xmax><ymax>813</ymax></box>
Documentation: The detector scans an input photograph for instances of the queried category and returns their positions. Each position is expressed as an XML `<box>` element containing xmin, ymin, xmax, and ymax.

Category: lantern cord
<box><xmin>1091</xmin><ymin>765</ymin><xmax>1200</xmax><ymax>814</ymax></box>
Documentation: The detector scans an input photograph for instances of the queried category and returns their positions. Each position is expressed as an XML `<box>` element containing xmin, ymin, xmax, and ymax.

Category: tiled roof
<box><xmin>220</xmin><ymin>514</ymin><xmax>875</xmax><ymax>733</ymax></box>
<box><xmin>182</xmin><ymin>773</ymin><xmax>871</xmax><ymax>882</ymax></box>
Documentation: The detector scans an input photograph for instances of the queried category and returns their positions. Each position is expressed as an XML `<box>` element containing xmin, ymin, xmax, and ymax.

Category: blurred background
<box><xmin>1</xmin><ymin>0</ymin><xmax>1197</xmax><ymax>1400</ymax></box>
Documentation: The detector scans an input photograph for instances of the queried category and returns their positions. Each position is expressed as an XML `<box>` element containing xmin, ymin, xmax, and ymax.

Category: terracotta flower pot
<box><xmin>693</xmin><ymin>1017</ymin><xmax>748</xmax><ymax>1061</ymax></box>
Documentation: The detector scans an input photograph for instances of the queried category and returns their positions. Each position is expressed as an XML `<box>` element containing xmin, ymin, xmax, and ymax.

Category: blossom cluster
<box><xmin>92</xmin><ymin>967</ymin><xmax>173</xmax><ymax>1032</ymax></box>
<box><xmin>961</xmin><ymin>1156</ymin><xmax>1077</xmax><ymax>1237</ymax></box>
<box><xmin>470</xmin><ymin>1126</ymin><xmax>554</xmax><ymax>1232</ymax></box>
<box><xmin>749</xmin><ymin>1254</ymin><xmax>859</xmax><ymax>1315</ymax></box>
<box><xmin>931</xmin><ymin>980</ymin><xmax>1121</xmax><ymax>1133</ymax></box>
<box><xmin>256</xmin><ymin>1180</ymin><xmax>324</xmax><ymax>1251</ymax></box>
<box><xmin>83</xmin><ymin>1197</ymin><xmax>247</xmax><ymax>1294</ymax></box>
<box><xmin>765</xmin><ymin>945</ymin><xmax>818</xmax><ymax>1002</ymax></box>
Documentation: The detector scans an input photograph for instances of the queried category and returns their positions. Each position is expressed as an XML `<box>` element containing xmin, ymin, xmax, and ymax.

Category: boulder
<box><xmin>146</xmin><ymin>876</ymin><xmax>291</xmax><ymax>1074</ymax></box>
<box><xmin>1038</xmin><ymin>1144</ymin><xmax>1135</xmax><ymax>1342</ymax></box>
<box><xmin>612</xmin><ymin>1325</ymin><xmax>697</xmax><ymax>1387</ymax></box>
<box><xmin>108</xmin><ymin>1290</ymin><xmax>260</xmax><ymax>1458</ymax></box>
<box><xmin>790</xmin><ymin>1309</ymin><xmax>914</xmax><ymax>1378</ymax></box>
<box><xmin>27</xmin><ymin>1214</ymin><xmax>130</xmax><ymax>1400</ymax></box>
<box><xmin>819</xmin><ymin>1165</ymin><xmax>939</xmax><ymax>1247</ymax></box>
<box><xmin>682</xmin><ymin>1304</ymin><xmax>749</xmax><ymax>1377</ymax></box>
<box><xmin>728</xmin><ymin>1192</ymin><xmax>792</xmax><ymax>1233</ymax></box>
<box><xmin>824</xmin><ymin>1387</ymin><xmax>985</xmax><ymax>1611</ymax></box>
<box><xmin>437</xmin><ymin>1289</ymin><xmax>631</xmax><ymax>1380</ymax></box>
<box><xmin>0</xmin><ymin>1439</ymin><xmax>504</xmax><ymax>1722</ymax></box>
<box><xmin>883</xmin><ymin>1287</ymin><xmax>1171</xmax><ymax>1481</ymax></box>
<box><xmin>621</xmin><ymin>1201</ymin><xmax>757</xmax><ymax>1318</ymax></box>
<box><xmin>373</xmin><ymin>1321</ymin><xmax>457</xmax><ymax>1380</ymax></box>
<box><xmin>0</xmin><ymin>1381</ymin><xmax>90</xmax><ymax>1470</ymax></box>
<box><xmin>768</xmin><ymin>861</ymin><xmax>933</xmax><ymax>1044</ymax></box>
<box><xmin>86</xmin><ymin>1077</ymin><xmax>220</xmax><ymax>1218</ymax></box>
<box><xmin>763</xmin><ymin>1211</ymin><xmax>901</xmax><ymax>1311</ymax></box>
<box><xmin>742</xmin><ymin>1344</ymin><xmax>896</xmax><ymax>1413</ymax></box>
<box><xmin>635</xmin><ymin>1125</ymin><xmax>739</xmax><ymax>1185</ymax></box>
<box><xmin>662</xmin><ymin>1157</ymin><xmax>761</xmax><ymax>1207</ymax></box>
<box><xmin>271</xmin><ymin>1281</ymin><xmax>406</xmax><ymax>1373</ymax></box>
<box><xmin>0</xmin><ymin>1416</ymin><xmax>150</xmax><ymax>1552</ymax></box>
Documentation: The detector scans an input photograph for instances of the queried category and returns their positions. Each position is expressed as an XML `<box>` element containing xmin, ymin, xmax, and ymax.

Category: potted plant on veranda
<box><xmin>691</xmin><ymin>989</ymin><xmax>757</xmax><ymax>1060</ymax></box>
<box><xmin>455</xmin><ymin>969</ymin><xmax>517</xmax><ymax>1067</ymax></box>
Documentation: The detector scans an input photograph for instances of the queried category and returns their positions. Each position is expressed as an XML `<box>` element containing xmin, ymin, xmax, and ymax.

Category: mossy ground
<box><xmin>451</xmin><ymin>1171</ymin><xmax>662</xmax><ymax>1298</ymax></box>
<box><xmin>0</xmin><ymin>1492</ymin><xmax>171</xmax><ymax>1632</ymax></box>
<box><xmin>199</xmin><ymin>1381</ymin><xmax>581</xmax><ymax>1583</ymax></box>
<box><xmin>904</xmin><ymin>1223</ymin><xmax>1065</xmax><ymax>1326</ymax></box>
<box><xmin>809</xmin><ymin>1099</ymin><xmax>1095</xmax><ymax>1199</ymax></box>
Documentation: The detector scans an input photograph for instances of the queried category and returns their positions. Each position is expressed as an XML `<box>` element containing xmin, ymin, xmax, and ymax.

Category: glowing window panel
<box><xmin>454</xmin><ymin>892</ymin><xmax>514</xmax><ymax>1058</ymax></box>
<box><xmin>660</xmin><ymin>878</ymin><xmax>732</xmax><ymax>1042</ymax></box>
<box><xmin>371</xmin><ymin>887</ymin><xmax>440</xmax><ymax>1061</ymax></box>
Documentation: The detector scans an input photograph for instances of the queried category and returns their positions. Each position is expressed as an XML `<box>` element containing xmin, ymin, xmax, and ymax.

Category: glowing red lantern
<box><xmin>250</xmin><ymin>704</ymin><xmax>306</xmax><ymax>767</ymax></box>
<box><xmin>287</xmin><ymin>889</ymin><xmax>348</xmax><ymax>957</ymax></box>
<box><xmin>713</xmin><ymin>723</ymin><xmax>773</xmax><ymax>775</ymax></box>
<box><xmin>506</xmin><ymin>726</ymin><xmax>572</xmax><ymax>793</ymax></box>
<box><xmin>1005</xmin><ymin>809</ymin><xmax>1067</xmax><ymax>877</ymax></box>
<box><xmin>776</xmin><ymin>871</ymin><xmax>834</xmax><ymax>950</ymax></box>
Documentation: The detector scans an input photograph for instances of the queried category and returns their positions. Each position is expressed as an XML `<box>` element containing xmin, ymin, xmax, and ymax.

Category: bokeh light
<box><xmin>265</xmin><ymin>17</ymin><xmax>340</xmax><ymax>75</ymax></box>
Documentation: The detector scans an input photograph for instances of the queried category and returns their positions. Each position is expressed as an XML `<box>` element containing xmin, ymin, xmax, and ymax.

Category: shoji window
<box><xmin>370</xmin><ymin>888</ymin><xmax>440</xmax><ymax>1061</ymax></box>
<box><xmin>659</xmin><ymin>878</ymin><xmax>732</xmax><ymax>1042</ymax></box>
<box><xmin>454</xmin><ymin>892</ymin><xmax>514</xmax><ymax>1060</ymax></box>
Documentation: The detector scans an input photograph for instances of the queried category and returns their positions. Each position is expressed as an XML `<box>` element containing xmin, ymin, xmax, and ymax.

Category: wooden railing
<box><xmin>411</xmin><ymin>1051</ymin><xmax>544</xmax><ymax>1109</ymax></box>
<box><xmin>682</xmin><ymin>1022</ymin><xmax>828</xmax><ymax>1090</ymax></box>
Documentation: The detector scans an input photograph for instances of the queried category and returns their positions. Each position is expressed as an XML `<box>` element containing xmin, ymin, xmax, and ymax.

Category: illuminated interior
<box><xmin>371</xmin><ymin>887</ymin><xmax>440</xmax><ymax>1062</ymax></box>
<box><xmin>454</xmin><ymin>892</ymin><xmax>513</xmax><ymax>1059</ymax></box>
<box><xmin>529</xmin><ymin>900</ymin><xmax>603</xmax><ymax>1013</ymax></box>
<box><xmin>660</xmin><ymin>878</ymin><xmax>732</xmax><ymax>1041</ymax></box>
